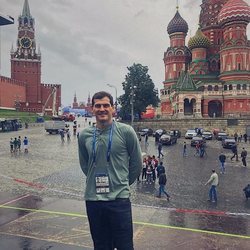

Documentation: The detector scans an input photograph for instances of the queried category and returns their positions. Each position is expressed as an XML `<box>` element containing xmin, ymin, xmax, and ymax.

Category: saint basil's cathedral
<box><xmin>0</xmin><ymin>0</ymin><xmax>61</xmax><ymax>114</ymax></box>
<box><xmin>160</xmin><ymin>0</ymin><xmax>250</xmax><ymax>118</ymax></box>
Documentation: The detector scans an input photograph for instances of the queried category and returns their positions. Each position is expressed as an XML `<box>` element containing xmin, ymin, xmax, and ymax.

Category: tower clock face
<box><xmin>20</xmin><ymin>36</ymin><xmax>32</xmax><ymax>49</ymax></box>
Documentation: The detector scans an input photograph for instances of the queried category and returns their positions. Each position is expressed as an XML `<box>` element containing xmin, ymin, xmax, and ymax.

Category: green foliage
<box><xmin>118</xmin><ymin>63</ymin><xmax>160</xmax><ymax>120</ymax></box>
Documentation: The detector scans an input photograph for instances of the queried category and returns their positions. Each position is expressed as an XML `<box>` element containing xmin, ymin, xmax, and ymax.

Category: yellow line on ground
<box><xmin>1</xmin><ymin>205</ymin><xmax>250</xmax><ymax>240</ymax></box>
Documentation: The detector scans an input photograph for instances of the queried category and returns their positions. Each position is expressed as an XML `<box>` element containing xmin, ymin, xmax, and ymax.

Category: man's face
<box><xmin>93</xmin><ymin>97</ymin><xmax>114</xmax><ymax>124</ymax></box>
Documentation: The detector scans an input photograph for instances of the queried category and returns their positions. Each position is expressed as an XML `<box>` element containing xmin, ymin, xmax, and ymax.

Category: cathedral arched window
<box><xmin>229</xmin><ymin>85</ymin><xmax>233</xmax><ymax>91</ymax></box>
<box><xmin>237</xmin><ymin>84</ymin><xmax>241</xmax><ymax>90</ymax></box>
<box><xmin>214</xmin><ymin>85</ymin><xmax>219</xmax><ymax>91</ymax></box>
<box><xmin>208</xmin><ymin>85</ymin><xmax>213</xmax><ymax>91</ymax></box>
<box><xmin>242</xmin><ymin>84</ymin><xmax>247</xmax><ymax>90</ymax></box>
<box><xmin>224</xmin><ymin>85</ymin><xmax>228</xmax><ymax>91</ymax></box>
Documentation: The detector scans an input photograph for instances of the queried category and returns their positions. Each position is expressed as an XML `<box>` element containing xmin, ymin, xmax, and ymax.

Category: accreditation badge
<box><xmin>95</xmin><ymin>173</ymin><xmax>110</xmax><ymax>194</ymax></box>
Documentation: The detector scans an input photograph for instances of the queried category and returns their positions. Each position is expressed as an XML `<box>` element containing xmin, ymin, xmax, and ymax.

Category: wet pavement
<box><xmin>0</xmin><ymin>118</ymin><xmax>250</xmax><ymax>249</ymax></box>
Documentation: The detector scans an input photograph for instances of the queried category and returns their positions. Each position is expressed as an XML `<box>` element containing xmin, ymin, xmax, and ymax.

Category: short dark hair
<box><xmin>92</xmin><ymin>91</ymin><xmax>114</xmax><ymax>107</ymax></box>
<box><xmin>212</xmin><ymin>169</ymin><xmax>215</xmax><ymax>173</ymax></box>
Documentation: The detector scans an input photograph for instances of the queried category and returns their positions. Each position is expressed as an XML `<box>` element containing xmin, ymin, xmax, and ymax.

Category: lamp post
<box><xmin>130</xmin><ymin>85</ymin><xmax>137</xmax><ymax>127</ymax></box>
<box><xmin>107</xmin><ymin>84</ymin><xmax>118</xmax><ymax>117</ymax></box>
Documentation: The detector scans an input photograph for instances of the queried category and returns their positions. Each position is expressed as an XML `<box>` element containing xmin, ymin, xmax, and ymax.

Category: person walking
<box><xmin>145</xmin><ymin>133</ymin><xmax>149</xmax><ymax>146</ymax></box>
<box><xmin>66</xmin><ymin>129</ymin><xmax>71</xmax><ymax>141</ymax></box>
<box><xmin>183</xmin><ymin>142</ymin><xmax>187</xmax><ymax>157</ymax></box>
<box><xmin>195</xmin><ymin>142</ymin><xmax>200</xmax><ymax>156</ymax></box>
<box><xmin>243</xmin><ymin>133</ymin><xmax>248</xmax><ymax>143</ymax></box>
<box><xmin>157</xmin><ymin>172</ymin><xmax>170</xmax><ymax>201</ymax></box>
<box><xmin>219</xmin><ymin>152</ymin><xmax>226</xmax><ymax>174</ymax></box>
<box><xmin>205</xmin><ymin>169</ymin><xmax>219</xmax><ymax>202</ymax></box>
<box><xmin>243</xmin><ymin>184</ymin><xmax>250</xmax><ymax>200</ymax></box>
<box><xmin>231</xmin><ymin>144</ymin><xmax>238</xmax><ymax>161</ymax></box>
<box><xmin>156</xmin><ymin>162</ymin><xmax>165</xmax><ymax>178</ymax></box>
<box><xmin>23</xmin><ymin>136</ymin><xmax>29</xmax><ymax>153</ymax></box>
<box><xmin>241</xmin><ymin>147</ymin><xmax>247</xmax><ymax>167</ymax></box>
<box><xmin>78</xmin><ymin>91</ymin><xmax>142</xmax><ymax>250</ymax></box>
<box><xmin>158</xmin><ymin>141</ymin><xmax>164</xmax><ymax>158</ymax></box>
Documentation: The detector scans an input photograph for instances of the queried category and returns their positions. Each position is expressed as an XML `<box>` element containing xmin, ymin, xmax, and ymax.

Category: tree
<box><xmin>118</xmin><ymin>63</ymin><xmax>160</xmax><ymax>120</ymax></box>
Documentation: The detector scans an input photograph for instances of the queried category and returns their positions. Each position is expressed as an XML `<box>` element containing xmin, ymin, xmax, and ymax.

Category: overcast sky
<box><xmin>1</xmin><ymin>0</ymin><xmax>250</xmax><ymax>106</ymax></box>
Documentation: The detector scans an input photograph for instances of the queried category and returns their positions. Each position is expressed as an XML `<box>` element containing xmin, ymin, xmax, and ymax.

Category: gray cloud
<box><xmin>1</xmin><ymin>0</ymin><xmax>250</xmax><ymax>106</ymax></box>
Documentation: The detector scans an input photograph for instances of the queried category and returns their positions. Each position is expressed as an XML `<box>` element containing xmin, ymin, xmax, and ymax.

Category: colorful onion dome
<box><xmin>167</xmin><ymin>10</ymin><xmax>188</xmax><ymax>35</ymax></box>
<box><xmin>218</xmin><ymin>0</ymin><xmax>250</xmax><ymax>25</ymax></box>
<box><xmin>188</xmin><ymin>26</ymin><xmax>210</xmax><ymax>50</ymax></box>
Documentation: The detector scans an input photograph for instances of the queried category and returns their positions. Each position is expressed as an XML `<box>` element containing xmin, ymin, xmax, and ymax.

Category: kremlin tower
<box><xmin>0</xmin><ymin>0</ymin><xmax>61</xmax><ymax>114</ymax></box>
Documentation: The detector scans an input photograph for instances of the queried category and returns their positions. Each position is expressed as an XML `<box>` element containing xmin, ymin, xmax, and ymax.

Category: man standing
<box><xmin>183</xmin><ymin>142</ymin><xmax>187</xmax><ymax>157</ymax></box>
<box><xmin>205</xmin><ymin>169</ymin><xmax>219</xmax><ymax>202</ymax></box>
<box><xmin>10</xmin><ymin>138</ymin><xmax>14</xmax><ymax>154</ymax></box>
<box><xmin>241</xmin><ymin>147</ymin><xmax>247</xmax><ymax>167</ymax></box>
<box><xmin>78</xmin><ymin>91</ymin><xmax>142</xmax><ymax>250</ymax></box>
<box><xmin>145</xmin><ymin>133</ymin><xmax>149</xmax><ymax>146</ymax></box>
<box><xmin>243</xmin><ymin>133</ymin><xmax>247</xmax><ymax>143</ymax></box>
<box><xmin>157</xmin><ymin>141</ymin><xmax>164</xmax><ymax>158</ymax></box>
<box><xmin>219</xmin><ymin>152</ymin><xmax>226</xmax><ymax>174</ymax></box>
<box><xmin>23</xmin><ymin>136</ymin><xmax>29</xmax><ymax>153</ymax></box>
<box><xmin>17</xmin><ymin>136</ymin><xmax>21</xmax><ymax>152</ymax></box>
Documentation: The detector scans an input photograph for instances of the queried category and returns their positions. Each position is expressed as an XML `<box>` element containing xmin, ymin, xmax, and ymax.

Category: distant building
<box><xmin>72</xmin><ymin>93</ymin><xmax>92</xmax><ymax>114</ymax></box>
<box><xmin>0</xmin><ymin>0</ymin><xmax>61</xmax><ymax>115</ymax></box>
<box><xmin>160</xmin><ymin>0</ymin><xmax>250</xmax><ymax>118</ymax></box>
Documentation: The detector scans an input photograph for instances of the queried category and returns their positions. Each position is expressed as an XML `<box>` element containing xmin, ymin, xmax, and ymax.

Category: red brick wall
<box><xmin>0</xmin><ymin>76</ymin><xmax>26</xmax><ymax>108</ymax></box>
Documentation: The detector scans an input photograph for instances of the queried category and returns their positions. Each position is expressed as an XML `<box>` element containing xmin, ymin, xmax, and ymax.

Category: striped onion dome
<box><xmin>167</xmin><ymin>10</ymin><xmax>188</xmax><ymax>35</ymax></box>
<box><xmin>218</xmin><ymin>0</ymin><xmax>250</xmax><ymax>25</ymax></box>
<box><xmin>188</xmin><ymin>26</ymin><xmax>210</xmax><ymax>50</ymax></box>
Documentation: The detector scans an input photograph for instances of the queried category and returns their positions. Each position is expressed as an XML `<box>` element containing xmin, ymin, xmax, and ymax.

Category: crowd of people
<box><xmin>9</xmin><ymin>135</ymin><xmax>29</xmax><ymax>154</ymax></box>
<box><xmin>137</xmin><ymin>154</ymin><xmax>170</xmax><ymax>200</ymax></box>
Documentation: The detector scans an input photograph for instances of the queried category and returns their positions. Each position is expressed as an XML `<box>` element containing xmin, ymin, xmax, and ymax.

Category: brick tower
<box><xmin>161</xmin><ymin>6</ymin><xmax>191</xmax><ymax>116</ymax></box>
<box><xmin>11</xmin><ymin>0</ymin><xmax>42</xmax><ymax>104</ymax></box>
<box><xmin>199</xmin><ymin>0</ymin><xmax>229</xmax><ymax>74</ymax></box>
<box><xmin>218</xmin><ymin>0</ymin><xmax>250</xmax><ymax>81</ymax></box>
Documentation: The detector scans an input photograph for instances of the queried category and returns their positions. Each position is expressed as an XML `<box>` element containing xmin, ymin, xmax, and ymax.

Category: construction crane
<box><xmin>41</xmin><ymin>86</ymin><xmax>57</xmax><ymax>116</ymax></box>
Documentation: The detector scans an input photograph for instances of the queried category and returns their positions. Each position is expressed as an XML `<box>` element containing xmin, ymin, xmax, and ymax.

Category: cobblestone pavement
<box><xmin>0</xmin><ymin>118</ymin><xmax>250</xmax><ymax>249</ymax></box>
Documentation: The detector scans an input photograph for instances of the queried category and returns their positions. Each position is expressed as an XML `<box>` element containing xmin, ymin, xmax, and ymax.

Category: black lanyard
<box><xmin>92</xmin><ymin>123</ymin><xmax>114</xmax><ymax>165</ymax></box>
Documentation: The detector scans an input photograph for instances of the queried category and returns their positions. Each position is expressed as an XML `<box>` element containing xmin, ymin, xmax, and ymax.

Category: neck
<box><xmin>96</xmin><ymin>119</ymin><xmax>113</xmax><ymax>129</ymax></box>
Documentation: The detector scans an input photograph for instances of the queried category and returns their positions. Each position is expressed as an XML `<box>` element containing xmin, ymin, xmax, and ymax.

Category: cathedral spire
<box><xmin>22</xmin><ymin>0</ymin><xmax>31</xmax><ymax>17</ymax></box>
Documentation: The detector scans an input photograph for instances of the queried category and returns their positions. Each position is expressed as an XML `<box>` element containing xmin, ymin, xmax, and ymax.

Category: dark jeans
<box><xmin>86</xmin><ymin>199</ymin><xmax>134</xmax><ymax>250</ymax></box>
<box><xmin>142</xmin><ymin>169</ymin><xmax>147</xmax><ymax>180</ymax></box>
<box><xmin>209</xmin><ymin>185</ymin><xmax>217</xmax><ymax>202</ymax></box>
<box><xmin>159</xmin><ymin>184</ymin><xmax>170</xmax><ymax>197</ymax></box>
<box><xmin>242</xmin><ymin>157</ymin><xmax>247</xmax><ymax>167</ymax></box>
<box><xmin>231</xmin><ymin>152</ymin><xmax>238</xmax><ymax>161</ymax></box>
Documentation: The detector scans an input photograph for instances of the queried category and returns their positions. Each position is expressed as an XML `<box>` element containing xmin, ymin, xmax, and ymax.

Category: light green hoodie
<box><xmin>78</xmin><ymin>121</ymin><xmax>142</xmax><ymax>201</ymax></box>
